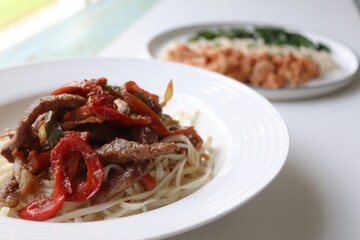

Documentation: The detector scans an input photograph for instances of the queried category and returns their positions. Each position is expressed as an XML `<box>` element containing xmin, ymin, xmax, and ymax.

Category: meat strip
<box><xmin>1</xmin><ymin>94</ymin><xmax>86</xmax><ymax>162</ymax></box>
<box><xmin>95</xmin><ymin>138</ymin><xmax>178</xmax><ymax>164</ymax></box>
<box><xmin>71</xmin><ymin>123</ymin><xmax>123</xmax><ymax>144</ymax></box>
<box><xmin>0</xmin><ymin>175</ymin><xmax>19</xmax><ymax>208</ymax></box>
<box><xmin>130</xmin><ymin>126</ymin><xmax>158</xmax><ymax>144</ymax></box>
<box><xmin>91</xmin><ymin>160</ymin><xmax>154</xmax><ymax>205</ymax></box>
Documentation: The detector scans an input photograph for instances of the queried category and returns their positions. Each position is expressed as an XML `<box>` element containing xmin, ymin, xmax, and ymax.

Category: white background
<box><xmin>100</xmin><ymin>0</ymin><xmax>360</xmax><ymax>239</ymax></box>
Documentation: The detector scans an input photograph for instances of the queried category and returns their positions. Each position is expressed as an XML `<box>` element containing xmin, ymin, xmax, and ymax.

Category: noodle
<box><xmin>0</xmin><ymin>111</ymin><xmax>213</xmax><ymax>222</ymax></box>
<box><xmin>0</xmin><ymin>139</ymin><xmax>12</xmax><ymax>184</ymax></box>
<box><xmin>0</xmin><ymin>206</ymin><xmax>10</xmax><ymax>216</ymax></box>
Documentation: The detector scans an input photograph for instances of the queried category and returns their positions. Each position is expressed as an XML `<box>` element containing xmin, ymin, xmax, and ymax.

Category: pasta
<box><xmin>0</xmin><ymin>79</ymin><xmax>213</xmax><ymax>222</ymax></box>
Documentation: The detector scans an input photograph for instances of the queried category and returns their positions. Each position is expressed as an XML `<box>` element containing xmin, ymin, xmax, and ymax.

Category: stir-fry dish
<box><xmin>0</xmin><ymin>78</ymin><xmax>212</xmax><ymax>222</ymax></box>
<box><xmin>164</xmin><ymin>27</ymin><xmax>336</xmax><ymax>89</ymax></box>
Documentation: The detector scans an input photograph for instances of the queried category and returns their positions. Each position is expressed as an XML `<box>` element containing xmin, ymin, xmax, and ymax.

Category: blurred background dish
<box><xmin>148</xmin><ymin>23</ymin><xmax>360</xmax><ymax>100</ymax></box>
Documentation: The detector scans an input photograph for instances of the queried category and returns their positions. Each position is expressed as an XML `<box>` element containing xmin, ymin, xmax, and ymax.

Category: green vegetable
<box><xmin>189</xmin><ymin>31</ymin><xmax>219</xmax><ymax>41</ymax></box>
<box><xmin>44</xmin><ymin>111</ymin><xmax>63</xmax><ymax>148</ymax></box>
<box><xmin>254</xmin><ymin>28</ymin><xmax>315</xmax><ymax>48</ymax></box>
<box><xmin>316</xmin><ymin>43</ymin><xmax>330</xmax><ymax>52</ymax></box>
<box><xmin>228</xmin><ymin>28</ymin><xmax>254</xmax><ymax>39</ymax></box>
<box><xmin>188</xmin><ymin>27</ymin><xmax>330</xmax><ymax>52</ymax></box>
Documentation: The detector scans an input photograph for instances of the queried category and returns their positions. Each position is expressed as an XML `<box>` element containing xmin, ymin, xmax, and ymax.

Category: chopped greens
<box><xmin>188</xmin><ymin>27</ymin><xmax>330</xmax><ymax>52</ymax></box>
<box><xmin>189</xmin><ymin>28</ymin><xmax>253</xmax><ymax>41</ymax></box>
<box><xmin>44</xmin><ymin>111</ymin><xmax>63</xmax><ymax>148</ymax></box>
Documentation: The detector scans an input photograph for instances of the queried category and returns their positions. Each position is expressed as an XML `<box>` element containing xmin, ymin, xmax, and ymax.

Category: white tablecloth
<box><xmin>100</xmin><ymin>0</ymin><xmax>360</xmax><ymax>239</ymax></box>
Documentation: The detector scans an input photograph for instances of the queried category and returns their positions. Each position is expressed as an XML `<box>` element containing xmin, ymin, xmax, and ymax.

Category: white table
<box><xmin>100</xmin><ymin>0</ymin><xmax>360</xmax><ymax>239</ymax></box>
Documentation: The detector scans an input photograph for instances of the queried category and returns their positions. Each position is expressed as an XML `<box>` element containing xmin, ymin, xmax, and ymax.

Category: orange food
<box><xmin>165</xmin><ymin>43</ymin><xmax>320</xmax><ymax>89</ymax></box>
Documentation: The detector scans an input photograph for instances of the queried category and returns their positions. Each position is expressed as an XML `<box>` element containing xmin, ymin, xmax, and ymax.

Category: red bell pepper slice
<box><xmin>17</xmin><ymin>142</ymin><xmax>69</xmax><ymax>221</ymax></box>
<box><xmin>17</xmin><ymin>188</ymin><xmax>66</xmax><ymax>221</ymax></box>
<box><xmin>63</xmin><ymin>131</ymin><xmax>91</xmax><ymax>142</ymax></box>
<box><xmin>63</xmin><ymin>151</ymin><xmax>81</xmax><ymax>182</ymax></box>
<box><xmin>57</xmin><ymin>132</ymin><xmax>90</xmax><ymax>184</ymax></box>
<box><xmin>62</xmin><ymin>106</ymin><xmax>95</xmax><ymax>122</ymax></box>
<box><xmin>52</xmin><ymin>78</ymin><xmax>114</xmax><ymax>107</ymax></box>
<box><xmin>139</xmin><ymin>173</ymin><xmax>156</xmax><ymax>191</ymax></box>
<box><xmin>56</xmin><ymin>137</ymin><xmax>103</xmax><ymax>202</ymax></box>
<box><xmin>51</xmin><ymin>86</ymin><xmax>88</xmax><ymax>97</ymax></box>
<box><xmin>123</xmin><ymin>81</ymin><xmax>159</xmax><ymax>102</ymax></box>
<box><xmin>90</xmin><ymin>102</ymin><xmax>151</xmax><ymax>127</ymax></box>
<box><xmin>28</xmin><ymin>151</ymin><xmax>51</xmax><ymax>173</ymax></box>
<box><xmin>122</xmin><ymin>91</ymin><xmax>170</xmax><ymax>137</ymax></box>
<box><xmin>182</xmin><ymin>127</ymin><xmax>203</xmax><ymax>150</ymax></box>
<box><xmin>51</xmin><ymin>78</ymin><xmax>107</xmax><ymax>96</ymax></box>
<box><xmin>122</xmin><ymin>92</ymin><xmax>194</xmax><ymax>138</ymax></box>
<box><xmin>17</xmin><ymin>136</ymin><xmax>103</xmax><ymax>220</ymax></box>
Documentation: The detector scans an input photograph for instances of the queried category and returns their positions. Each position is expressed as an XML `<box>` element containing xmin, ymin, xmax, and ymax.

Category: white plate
<box><xmin>148</xmin><ymin>23</ymin><xmax>360</xmax><ymax>100</ymax></box>
<box><xmin>0</xmin><ymin>58</ymin><xmax>289</xmax><ymax>240</ymax></box>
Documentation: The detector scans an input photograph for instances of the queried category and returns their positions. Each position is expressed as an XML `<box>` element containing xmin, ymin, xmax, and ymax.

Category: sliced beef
<box><xmin>95</xmin><ymin>138</ymin><xmax>178</xmax><ymax>164</ymax></box>
<box><xmin>91</xmin><ymin>160</ymin><xmax>154</xmax><ymax>205</ymax></box>
<box><xmin>130</xmin><ymin>126</ymin><xmax>158</xmax><ymax>144</ymax></box>
<box><xmin>0</xmin><ymin>175</ymin><xmax>19</xmax><ymax>208</ymax></box>
<box><xmin>1</xmin><ymin>94</ymin><xmax>86</xmax><ymax>162</ymax></box>
<box><xmin>70</xmin><ymin>123</ymin><xmax>121</xmax><ymax>144</ymax></box>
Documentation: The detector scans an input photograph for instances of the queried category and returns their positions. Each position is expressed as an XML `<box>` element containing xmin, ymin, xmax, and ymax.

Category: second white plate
<box><xmin>148</xmin><ymin>23</ymin><xmax>360</xmax><ymax>100</ymax></box>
